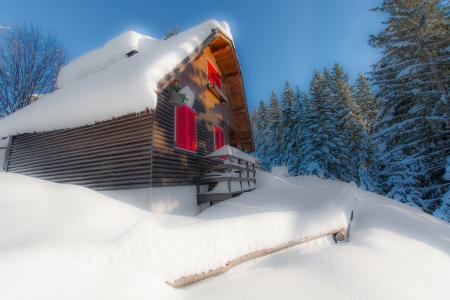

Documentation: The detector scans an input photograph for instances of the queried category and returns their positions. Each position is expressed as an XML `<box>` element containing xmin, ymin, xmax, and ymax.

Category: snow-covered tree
<box><xmin>254</xmin><ymin>98</ymin><xmax>269</xmax><ymax>165</ymax></box>
<box><xmin>262</xmin><ymin>91</ymin><xmax>283</xmax><ymax>170</ymax></box>
<box><xmin>353</xmin><ymin>73</ymin><xmax>380</xmax><ymax>190</ymax></box>
<box><xmin>369</xmin><ymin>0</ymin><xmax>450</xmax><ymax>213</ymax></box>
<box><xmin>297</xmin><ymin>69</ymin><xmax>342</xmax><ymax>179</ymax></box>
<box><xmin>288</xmin><ymin>87</ymin><xmax>308</xmax><ymax>175</ymax></box>
<box><xmin>330</xmin><ymin>63</ymin><xmax>362</xmax><ymax>182</ymax></box>
<box><xmin>279</xmin><ymin>81</ymin><xmax>296</xmax><ymax>167</ymax></box>
<box><xmin>354</xmin><ymin>73</ymin><xmax>379</xmax><ymax>134</ymax></box>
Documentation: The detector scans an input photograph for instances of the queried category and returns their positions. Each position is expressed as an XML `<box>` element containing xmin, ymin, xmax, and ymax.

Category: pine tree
<box><xmin>369</xmin><ymin>0</ymin><xmax>450</xmax><ymax>213</ymax></box>
<box><xmin>280</xmin><ymin>81</ymin><xmax>296</xmax><ymax>168</ymax></box>
<box><xmin>354</xmin><ymin>73</ymin><xmax>379</xmax><ymax>134</ymax></box>
<box><xmin>298</xmin><ymin>70</ymin><xmax>341</xmax><ymax>178</ymax></box>
<box><xmin>353</xmin><ymin>73</ymin><xmax>380</xmax><ymax>190</ymax></box>
<box><xmin>288</xmin><ymin>87</ymin><xmax>308</xmax><ymax>175</ymax></box>
<box><xmin>263</xmin><ymin>91</ymin><xmax>283</xmax><ymax>170</ymax></box>
<box><xmin>330</xmin><ymin>63</ymin><xmax>362</xmax><ymax>182</ymax></box>
<box><xmin>254</xmin><ymin>99</ymin><xmax>269</xmax><ymax>166</ymax></box>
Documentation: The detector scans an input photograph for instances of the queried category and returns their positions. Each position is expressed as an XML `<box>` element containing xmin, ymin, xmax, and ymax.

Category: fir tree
<box><xmin>369</xmin><ymin>0</ymin><xmax>450</xmax><ymax>213</ymax></box>
<box><xmin>298</xmin><ymin>70</ymin><xmax>341</xmax><ymax>179</ymax></box>
<box><xmin>330</xmin><ymin>63</ymin><xmax>362</xmax><ymax>182</ymax></box>
<box><xmin>263</xmin><ymin>91</ymin><xmax>283</xmax><ymax>170</ymax></box>
<box><xmin>288</xmin><ymin>88</ymin><xmax>309</xmax><ymax>175</ymax></box>
<box><xmin>354</xmin><ymin>73</ymin><xmax>379</xmax><ymax>134</ymax></box>
<box><xmin>280</xmin><ymin>81</ymin><xmax>296</xmax><ymax>167</ymax></box>
<box><xmin>353</xmin><ymin>73</ymin><xmax>380</xmax><ymax>190</ymax></box>
<box><xmin>254</xmin><ymin>98</ymin><xmax>269</xmax><ymax>165</ymax></box>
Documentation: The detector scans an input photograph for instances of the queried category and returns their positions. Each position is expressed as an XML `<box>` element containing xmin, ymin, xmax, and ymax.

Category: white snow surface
<box><xmin>1</xmin><ymin>171</ymin><xmax>450</xmax><ymax>299</ymax></box>
<box><xmin>0</xmin><ymin>20</ymin><xmax>232</xmax><ymax>137</ymax></box>
<box><xmin>204</xmin><ymin>145</ymin><xmax>256</xmax><ymax>163</ymax></box>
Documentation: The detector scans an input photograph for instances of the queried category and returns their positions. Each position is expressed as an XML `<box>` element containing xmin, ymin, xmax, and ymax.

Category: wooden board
<box><xmin>6</xmin><ymin>112</ymin><xmax>153</xmax><ymax>190</ymax></box>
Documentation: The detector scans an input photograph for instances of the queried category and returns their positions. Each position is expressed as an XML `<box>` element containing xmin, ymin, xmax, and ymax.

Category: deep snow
<box><xmin>0</xmin><ymin>170</ymin><xmax>449</xmax><ymax>299</ymax></box>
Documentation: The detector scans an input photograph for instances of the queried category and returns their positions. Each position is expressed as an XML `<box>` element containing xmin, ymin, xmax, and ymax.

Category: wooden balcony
<box><xmin>196</xmin><ymin>145</ymin><xmax>256</xmax><ymax>205</ymax></box>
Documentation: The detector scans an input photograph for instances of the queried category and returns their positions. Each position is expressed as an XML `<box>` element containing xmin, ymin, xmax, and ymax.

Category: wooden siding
<box><xmin>151</xmin><ymin>88</ymin><xmax>228</xmax><ymax>187</ymax></box>
<box><xmin>151</xmin><ymin>51</ymin><xmax>234</xmax><ymax>187</ymax></box>
<box><xmin>6</xmin><ymin>112</ymin><xmax>153</xmax><ymax>190</ymax></box>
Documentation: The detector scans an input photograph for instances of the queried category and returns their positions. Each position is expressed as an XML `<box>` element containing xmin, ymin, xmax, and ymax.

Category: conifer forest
<box><xmin>251</xmin><ymin>0</ymin><xmax>450</xmax><ymax>221</ymax></box>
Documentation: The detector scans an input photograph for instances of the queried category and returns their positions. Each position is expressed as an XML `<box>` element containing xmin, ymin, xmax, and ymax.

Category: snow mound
<box><xmin>0</xmin><ymin>20</ymin><xmax>232</xmax><ymax>137</ymax></box>
<box><xmin>1</xmin><ymin>171</ymin><xmax>450</xmax><ymax>299</ymax></box>
<box><xmin>271</xmin><ymin>165</ymin><xmax>289</xmax><ymax>177</ymax></box>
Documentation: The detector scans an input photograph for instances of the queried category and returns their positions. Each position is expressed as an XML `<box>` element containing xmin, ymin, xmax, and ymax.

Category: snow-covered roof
<box><xmin>204</xmin><ymin>145</ymin><xmax>256</xmax><ymax>163</ymax></box>
<box><xmin>0</xmin><ymin>20</ymin><xmax>232</xmax><ymax>137</ymax></box>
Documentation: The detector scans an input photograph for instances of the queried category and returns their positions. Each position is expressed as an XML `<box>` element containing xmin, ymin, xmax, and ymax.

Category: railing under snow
<box><xmin>196</xmin><ymin>145</ymin><xmax>257</xmax><ymax>205</ymax></box>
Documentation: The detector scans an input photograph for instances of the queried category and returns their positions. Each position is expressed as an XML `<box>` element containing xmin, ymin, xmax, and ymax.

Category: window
<box><xmin>175</xmin><ymin>104</ymin><xmax>197</xmax><ymax>152</ymax></box>
<box><xmin>207</xmin><ymin>60</ymin><xmax>222</xmax><ymax>90</ymax></box>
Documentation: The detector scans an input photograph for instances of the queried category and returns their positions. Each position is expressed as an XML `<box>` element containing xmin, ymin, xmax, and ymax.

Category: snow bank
<box><xmin>1</xmin><ymin>171</ymin><xmax>450</xmax><ymax>299</ymax></box>
<box><xmin>204</xmin><ymin>145</ymin><xmax>256</xmax><ymax>163</ymax></box>
<box><xmin>271</xmin><ymin>165</ymin><xmax>289</xmax><ymax>177</ymax></box>
<box><xmin>0</xmin><ymin>20</ymin><xmax>232</xmax><ymax>137</ymax></box>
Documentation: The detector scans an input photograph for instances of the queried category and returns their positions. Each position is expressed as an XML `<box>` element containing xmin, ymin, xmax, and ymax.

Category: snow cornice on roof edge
<box><xmin>0</xmin><ymin>20</ymin><xmax>233</xmax><ymax>137</ymax></box>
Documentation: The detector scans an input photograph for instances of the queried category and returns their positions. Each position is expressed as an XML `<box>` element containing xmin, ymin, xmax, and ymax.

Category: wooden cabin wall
<box><xmin>6</xmin><ymin>112</ymin><xmax>153</xmax><ymax>190</ymax></box>
<box><xmin>151</xmin><ymin>49</ymin><xmax>236</xmax><ymax>187</ymax></box>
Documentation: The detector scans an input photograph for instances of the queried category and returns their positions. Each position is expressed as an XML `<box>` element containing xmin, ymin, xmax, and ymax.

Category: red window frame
<box><xmin>207</xmin><ymin>60</ymin><xmax>222</xmax><ymax>90</ymax></box>
<box><xmin>175</xmin><ymin>104</ymin><xmax>197</xmax><ymax>152</ymax></box>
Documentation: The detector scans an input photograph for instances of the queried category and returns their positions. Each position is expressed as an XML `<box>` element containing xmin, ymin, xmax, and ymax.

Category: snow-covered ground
<box><xmin>1</xmin><ymin>170</ymin><xmax>449</xmax><ymax>299</ymax></box>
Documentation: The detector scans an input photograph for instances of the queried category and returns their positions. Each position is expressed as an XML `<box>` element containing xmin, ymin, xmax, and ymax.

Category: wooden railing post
<box><xmin>196</xmin><ymin>158</ymin><xmax>199</xmax><ymax>193</ymax></box>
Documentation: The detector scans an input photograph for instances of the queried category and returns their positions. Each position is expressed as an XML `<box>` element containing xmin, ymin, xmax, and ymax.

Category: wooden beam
<box><xmin>232</xmin><ymin>108</ymin><xmax>247</xmax><ymax>114</ymax></box>
<box><xmin>167</xmin><ymin>226</ymin><xmax>349</xmax><ymax>288</ymax></box>
<box><xmin>207</xmin><ymin>83</ymin><xmax>228</xmax><ymax>103</ymax></box>
<box><xmin>224</xmin><ymin>72</ymin><xmax>240</xmax><ymax>79</ymax></box>
<box><xmin>239</xmin><ymin>139</ymin><xmax>252</xmax><ymax>143</ymax></box>
<box><xmin>211</xmin><ymin>44</ymin><xmax>231</xmax><ymax>56</ymax></box>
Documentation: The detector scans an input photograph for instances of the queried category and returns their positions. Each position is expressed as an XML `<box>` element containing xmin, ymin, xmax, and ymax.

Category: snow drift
<box><xmin>1</xmin><ymin>171</ymin><xmax>449</xmax><ymax>299</ymax></box>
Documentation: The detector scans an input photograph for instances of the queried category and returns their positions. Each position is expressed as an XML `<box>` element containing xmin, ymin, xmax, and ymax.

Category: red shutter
<box><xmin>188</xmin><ymin>108</ymin><xmax>197</xmax><ymax>151</ymax></box>
<box><xmin>219</xmin><ymin>129</ymin><xmax>225</xmax><ymax>148</ymax></box>
<box><xmin>214</xmin><ymin>125</ymin><xmax>226</xmax><ymax>160</ymax></box>
<box><xmin>207</xmin><ymin>60</ymin><xmax>222</xmax><ymax>90</ymax></box>
<box><xmin>214</xmin><ymin>126</ymin><xmax>220</xmax><ymax>150</ymax></box>
<box><xmin>176</xmin><ymin>105</ymin><xmax>196</xmax><ymax>152</ymax></box>
<box><xmin>176</xmin><ymin>106</ymin><xmax>186</xmax><ymax>149</ymax></box>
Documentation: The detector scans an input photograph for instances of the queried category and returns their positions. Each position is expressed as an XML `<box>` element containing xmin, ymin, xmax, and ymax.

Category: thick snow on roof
<box><xmin>1</xmin><ymin>171</ymin><xmax>450</xmax><ymax>299</ymax></box>
<box><xmin>204</xmin><ymin>145</ymin><xmax>256</xmax><ymax>163</ymax></box>
<box><xmin>0</xmin><ymin>20</ymin><xmax>232</xmax><ymax>137</ymax></box>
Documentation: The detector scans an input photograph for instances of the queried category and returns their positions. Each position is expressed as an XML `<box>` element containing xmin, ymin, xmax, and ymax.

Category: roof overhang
<box><xmin>156</xmin><ymin>30</ymin><xmax>254</xmax><ymax>153</ymax></box>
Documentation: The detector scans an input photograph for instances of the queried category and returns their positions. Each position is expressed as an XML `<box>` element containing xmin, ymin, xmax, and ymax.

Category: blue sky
<box><xmin>2</xmin><ymin>0</ymin><xmax>386</xmax><ymax>110</ymax></box>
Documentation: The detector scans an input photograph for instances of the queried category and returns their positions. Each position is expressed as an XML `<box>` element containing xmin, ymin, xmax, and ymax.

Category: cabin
<box><xmin>0</xmin><ymin>20</ymin><xmax>255</xmax><ymax>216</ymax></box>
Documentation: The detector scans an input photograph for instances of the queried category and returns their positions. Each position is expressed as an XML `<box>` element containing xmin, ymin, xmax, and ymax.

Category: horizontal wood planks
<box><xmin>7</xmin><ymin>112</ymin><xmax>153</xmax><ymax>190</ymax></box>
<box><xmin>151</xmin><ymin>90</ymin><xmax>223</xmax><ymax>187</ymax></box>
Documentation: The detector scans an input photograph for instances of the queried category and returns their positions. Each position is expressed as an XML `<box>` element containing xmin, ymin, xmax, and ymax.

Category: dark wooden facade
<box><xmin>3</xmin><ymin>31</ymin><xmax>253</xmax><ymax>191</ymax></box>
<box><xmin>5</xmin><ymin>112</ymin><xmax>153</xmax><ymax>190</ymax></box>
